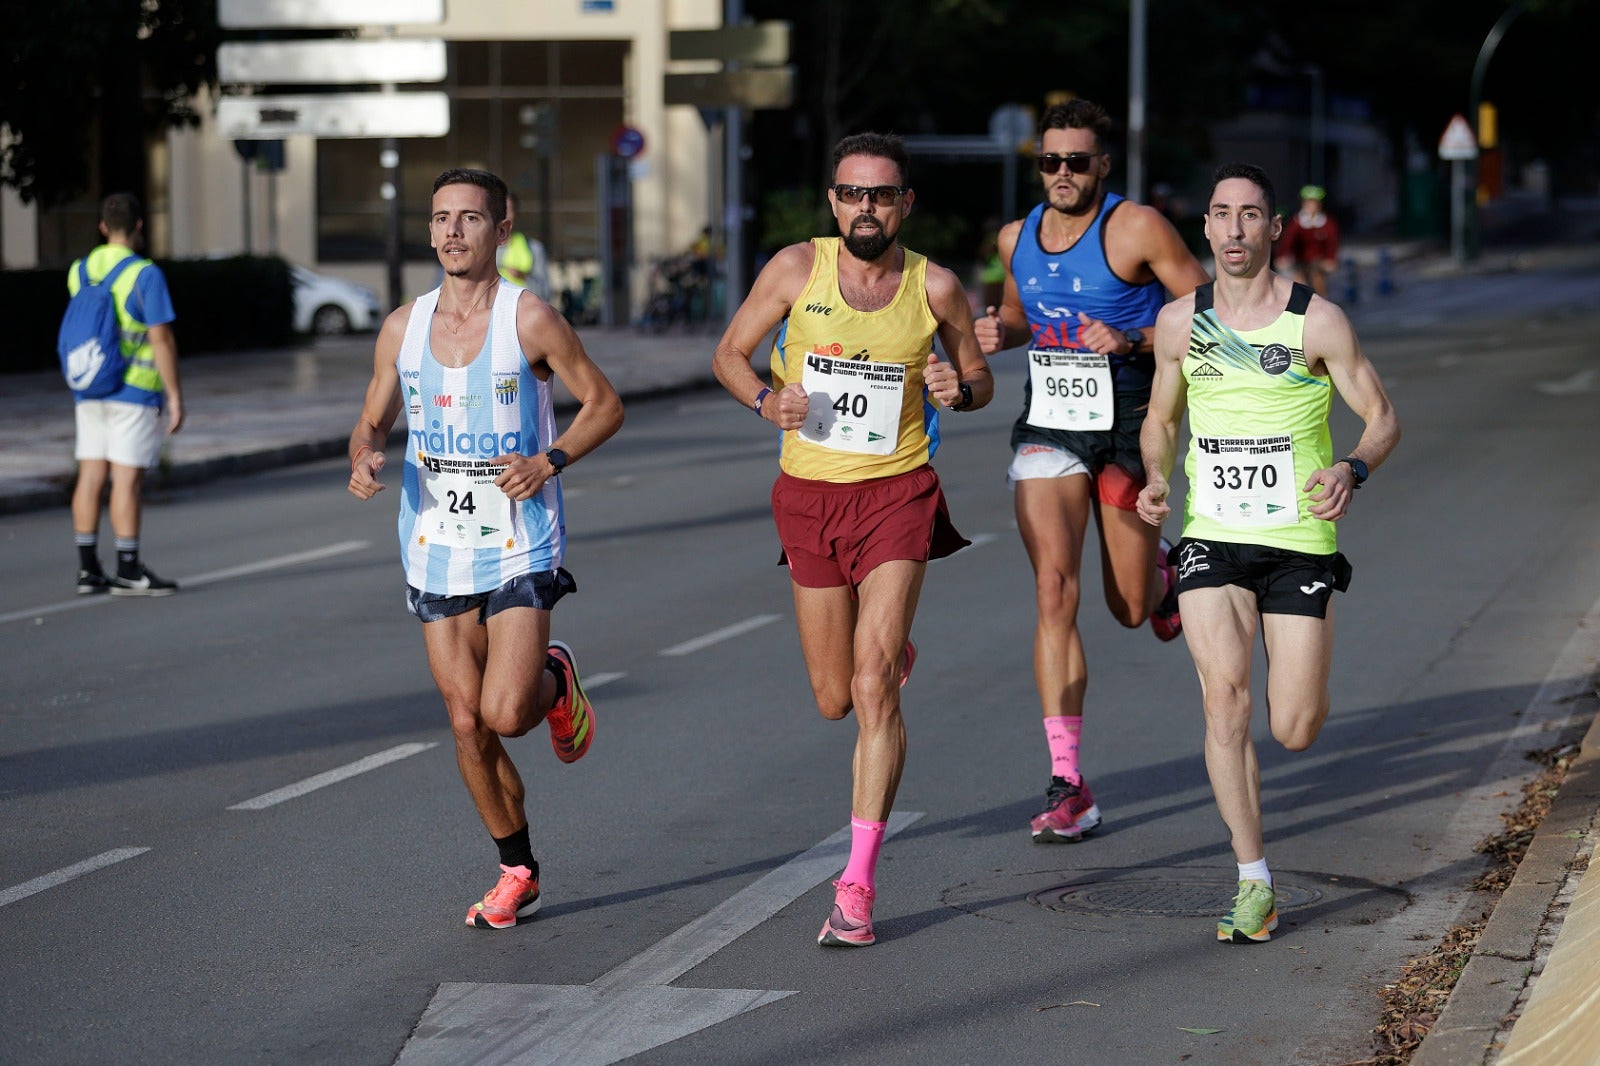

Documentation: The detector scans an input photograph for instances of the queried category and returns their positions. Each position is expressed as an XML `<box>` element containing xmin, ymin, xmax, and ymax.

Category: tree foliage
<box><xmin>0</xmin><ymin>0</ymin><xmax>218</xmax><ymax>208</ymax></box>
<box><xmin>744</xmin><ymin>0</ymin><xmax>1597</xmax><ymax>241</ymax></box>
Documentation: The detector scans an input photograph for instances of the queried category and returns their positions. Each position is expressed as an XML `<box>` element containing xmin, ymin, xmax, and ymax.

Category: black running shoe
<box><xmin>110</xmin><ymin>565</ymin><xmax>178</xmax><ymax>597</ymax></box>
<box><xmin>76</xmin><ymin>569</ymin><xmax>112</xmax><ymax>595</ymax></box>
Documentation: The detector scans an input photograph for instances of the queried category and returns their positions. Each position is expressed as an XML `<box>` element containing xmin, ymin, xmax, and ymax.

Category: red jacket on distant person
<box><xmin>1279</xmin><ymin>209</ymin><xmax>1341</xmax><ymax>268</ymax></box>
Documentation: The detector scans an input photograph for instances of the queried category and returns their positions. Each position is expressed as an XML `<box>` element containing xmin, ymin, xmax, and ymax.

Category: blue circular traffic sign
<box><xmin>611</xmin><ymin>124</ymin><xmax>646</xmax><ymax>160</ymax></box>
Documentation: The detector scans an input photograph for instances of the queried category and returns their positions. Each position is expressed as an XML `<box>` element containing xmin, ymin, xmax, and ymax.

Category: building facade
<box><xmin>3</xmin><ymin>0</ymin><xmax>723</xmax><ymax>318</ymax></box>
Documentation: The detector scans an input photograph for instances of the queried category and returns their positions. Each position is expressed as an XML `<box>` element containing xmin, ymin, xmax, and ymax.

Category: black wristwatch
<box><xmin>1123</xmin><ymin>327</ymin><xmax>1145</xmax><ymax>352</ymax></box>
<box><xmin>1339</xmin><ymin>455</ymin><xmax>1368</xmax><ymax>488</ymax></box>
<box><xmin>950</xmin><ymin>382</ymin><xmax>975</xmax><ymax>411</ymax></box>
<box><xmin>546</xmin><ymin>447</ymin><xmax>569</xmax><ymax>475</ymax></box>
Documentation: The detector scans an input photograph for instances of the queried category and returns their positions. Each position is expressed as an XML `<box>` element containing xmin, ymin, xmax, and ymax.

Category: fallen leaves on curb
<box><xmin>1342</xmin><ymin>741</ymin><xmax>1580</xmax><ymax>1066</ymax></box>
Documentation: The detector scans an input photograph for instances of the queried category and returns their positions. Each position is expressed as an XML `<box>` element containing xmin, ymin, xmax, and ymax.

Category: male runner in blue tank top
<box><xmin>1138</xmin><ymin>163</ymin><xmax>1399</xmax><ymax>942</ymax></box>
<box><xmin>347</xmin><ymin>168</ymin><xmax>624</xmax><ymax>932</ymax></box>
<box><xmin>976</xmin><ymin>99</ymin><xmax>1210</xmax><ymax>844</ymax></box>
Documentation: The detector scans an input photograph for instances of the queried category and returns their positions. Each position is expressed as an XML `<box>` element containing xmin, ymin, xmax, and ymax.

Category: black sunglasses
<box><xmin>832</xmin><ymin>183</ymin><xmax>908</xmax><ymax>206</ymax></box>
<box><xmin>1036</xmin><ymin>152</ymin><xmax>1101</xmax><ymax>175</ymax></box>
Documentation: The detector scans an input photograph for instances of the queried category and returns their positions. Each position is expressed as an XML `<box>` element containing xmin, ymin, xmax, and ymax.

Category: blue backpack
<box><xmin>59</xmin><ymin>255</ymin><xmax>141</xmax><ymax>398</ymax></box>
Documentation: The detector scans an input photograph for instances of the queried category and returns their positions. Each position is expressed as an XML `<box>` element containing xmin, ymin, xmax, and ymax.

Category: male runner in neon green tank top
<box><xmin>1137</xmin><ymin>163</ymin><xmax>1400</xmax><ymax>944</ymax></box>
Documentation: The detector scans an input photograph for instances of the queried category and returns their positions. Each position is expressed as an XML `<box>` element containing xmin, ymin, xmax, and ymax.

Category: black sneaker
<box><xmin>76</xmin><ymin>569</ymin><xmax>113</xmax><ymax>595</ymax></box>
<box><xmin>110</xmin><ymin>565</ymin><xmax>178</xmax><ymax>597</ymax></box>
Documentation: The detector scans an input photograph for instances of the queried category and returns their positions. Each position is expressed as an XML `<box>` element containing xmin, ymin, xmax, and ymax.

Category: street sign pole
<box><xmin>724</xmin><ymin>0</ymin><xmax>746</xmax><ymax>323</ymax></box>
<box><xmin>1438</xmin><ymin>114</ymin><xmax>1479</xmax><ymax>266</ymax></box>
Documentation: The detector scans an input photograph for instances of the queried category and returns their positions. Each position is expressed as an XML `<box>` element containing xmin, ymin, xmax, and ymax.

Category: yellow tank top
<box><xmin>771</xmin><ymin>238</ymin><xmax>941</xmax><ymax>483</ymax></box>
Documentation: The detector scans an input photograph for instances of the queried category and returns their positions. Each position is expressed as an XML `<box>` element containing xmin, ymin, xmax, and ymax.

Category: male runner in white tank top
<box><xmin>347</xmin><ymin>168</ymin><xmax>623</xmax><ymax>932</ymax></box>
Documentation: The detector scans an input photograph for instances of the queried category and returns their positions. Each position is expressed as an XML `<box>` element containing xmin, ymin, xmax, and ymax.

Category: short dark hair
<box><xmin>1038</xmin><ymin>99</ymin><xmax>1113</xmax><ymax>152</ymax></box>
<box><xmin>100</xmin><ymin>192</ymin><xmax>143</xmax><ymax>236</ymax></box>
<box><xmin>1210</xmin><ymin>162</ymin><xmax>1277</xmax><ymax>219</ymax></box>
<box><xmin>831</xmin><ymin>132</ymin><xmax>911</xmax><ymax>187</ymax></box>
<box><xmin>432</xmin><ymin>168</ymin><xmax>508</xmax><ymax>223</ymax></box>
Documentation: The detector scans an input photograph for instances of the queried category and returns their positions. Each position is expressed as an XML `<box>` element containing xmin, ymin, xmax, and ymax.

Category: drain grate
<box><xmin>1029</xmin><ymin>875</ymin><xmax>1323</xmax><ymax>919</ymax></box>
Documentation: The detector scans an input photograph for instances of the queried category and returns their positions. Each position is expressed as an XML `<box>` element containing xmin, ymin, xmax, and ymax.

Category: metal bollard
<box><xmin>1342</xmin><ymin>257</ymin><xmax>1359</xmax><ymax>305</ymax></box>
<box><xmin>1377</xmin><ymin>247</ymin><xmax>1395</xmax><ymax>296</ymax></box>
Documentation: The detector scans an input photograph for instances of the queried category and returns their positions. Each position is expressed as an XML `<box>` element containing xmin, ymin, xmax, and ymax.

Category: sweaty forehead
<box><xmin>834</xmin><ymin>154</ymin><xmax>903</xmax><ymax>187</ymax></box>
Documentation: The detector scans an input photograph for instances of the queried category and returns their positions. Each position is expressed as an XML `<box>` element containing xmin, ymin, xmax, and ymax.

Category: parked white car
<box><xmin>291</xmin><ymin>265</ymin><xmax>382</xmax><ymax>336</ymax></box>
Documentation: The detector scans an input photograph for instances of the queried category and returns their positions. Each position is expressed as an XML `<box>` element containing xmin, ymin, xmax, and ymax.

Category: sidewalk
<box><xmin>5</xmin><ymin>251</ymin><xmax>1599</xmax><ymax>1063</ymax></box>
<box><xmin>0</xmin><ymin>324</ymin><xmax>723</xmax><ymax>517</ymax></box>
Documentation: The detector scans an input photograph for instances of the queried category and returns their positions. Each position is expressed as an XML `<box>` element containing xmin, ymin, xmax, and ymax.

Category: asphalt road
<box><xmin>2</xmin><ymin>261</ymin><xmax>1599</xmax><ymax>1065</ymax></box>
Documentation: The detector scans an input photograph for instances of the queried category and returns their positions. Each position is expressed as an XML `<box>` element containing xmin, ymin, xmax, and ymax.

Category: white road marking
<box><xmin>582</xmin><ymin>672</ymin><xmax>625</xmax><ymax>690</ymax></box>
<box><xmin>398</xmin><ymin>811</ymin><xmax>923</xmax><ymax>1066</ymax></box>
<box><xmin>179</xmin><ymin>540</ymin><xmax>370</xmax><ymax>588</ymax></box>
<box><xmin>1535</xmin><ymin>368</ymin><xmax>1596</xmax><ymax>396</ymax></box>
<box><xmin>229</xmin><ymin>742</ymin><xmax>437</xmax><ymax>811</ymax></box>
<box><xmin>0</xmin><ymin>540</ymin><xmax>371</xmax><ymax>627</ymax></box>
<box><xmin>0</xmin><ymin>848</ymin><xmax>151</xmax><ymax>910</ymax></box>
<box><xmin>660</xmin><ymin>614</ymin><xmax>782</xmax><ymax>657</ymax></box>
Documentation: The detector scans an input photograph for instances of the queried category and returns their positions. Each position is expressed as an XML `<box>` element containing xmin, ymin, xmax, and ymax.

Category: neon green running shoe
<box><xmin>1217</xmin><ymin>878</ymin><xmax>1277</xmax><ymax>943</ymax></box>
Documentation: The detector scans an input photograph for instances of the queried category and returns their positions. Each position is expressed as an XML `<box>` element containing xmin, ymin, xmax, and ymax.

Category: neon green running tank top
<box><xmin>1181</xmin><ymin>282</ymin><xmax>1336</xmax><ymax>554</ymax></box>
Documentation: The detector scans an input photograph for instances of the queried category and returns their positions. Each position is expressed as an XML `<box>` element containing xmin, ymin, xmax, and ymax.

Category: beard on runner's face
<box><xmin>842</xmin><ymin>216</ymin><xmax>893</xmax><ymax>261</ymax></box>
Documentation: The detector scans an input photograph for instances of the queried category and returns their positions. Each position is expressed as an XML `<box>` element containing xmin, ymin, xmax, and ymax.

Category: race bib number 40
<box><xmin>1193</xmin><ymin>434</ymin><xmax>1298</xmax><ymax>527</ymax></box>
<box><xmin>417</xmin><ymin>452</ymin><xmax>516</xmax><ymax>549</ymax></box>
<box><xmin>798</xmin><ymin>354</ymin><xmax>905</xmax><ymax>455</ymax></box>
<box><xmin>1026</xmin><ymin>349</ymin><xmax>1113</xmax><ymax>430</ymax></box>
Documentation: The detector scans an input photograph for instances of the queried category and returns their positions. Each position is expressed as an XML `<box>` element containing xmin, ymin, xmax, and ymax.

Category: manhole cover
<box><xmin>1030</xmin><ymin>874</ymin><xmax>1323</xmax><ymax>919</ymax></box>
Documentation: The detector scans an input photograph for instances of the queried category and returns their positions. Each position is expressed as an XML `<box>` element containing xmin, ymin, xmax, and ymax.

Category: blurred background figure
<box><xmin>497</xmin><ymin>191</ymin><xmax>552</xmax><ymax>302</ymax></box>
<box><xmin>1277</xmin><ymin>184</ymin><xmax>1341</xmax><ymax>296</ymax></box>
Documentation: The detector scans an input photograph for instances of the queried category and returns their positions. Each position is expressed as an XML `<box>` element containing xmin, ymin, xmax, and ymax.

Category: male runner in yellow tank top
<box><xmin>1137</xmin><ymin>163</ymin><xmax>1400</xmax><ymax>943</ymax></box>
<box><xmin>713</xmin><ymin>132</ymin><xmax>993</xmax><ymax>947</ymax></box>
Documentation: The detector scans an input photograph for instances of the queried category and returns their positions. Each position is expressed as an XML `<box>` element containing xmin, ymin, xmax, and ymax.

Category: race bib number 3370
<box><xmin>417</xmin><ymin>452</ymin><xmax>516</xmax><ymax>549</ymax></box>
<box><xmin>798</xmin><ymin>354</ymin><xmax>905</xmax><ymax>455</ymax></box>
<box><xmin>1193</xmin><ymin>434</ymin><xmax>1298</xmax><ymax>527</ymax></box>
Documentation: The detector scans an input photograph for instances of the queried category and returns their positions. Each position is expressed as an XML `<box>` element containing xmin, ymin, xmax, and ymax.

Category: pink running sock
<box><xmin>841</xmin><ymin>817</ymin><xmax>888</xmax><ymax>889</ymax></box>
<box><xmin>1044</xmin><ymin>715</ymin><xmax>1083</xmax><ymax>784</ymax></box>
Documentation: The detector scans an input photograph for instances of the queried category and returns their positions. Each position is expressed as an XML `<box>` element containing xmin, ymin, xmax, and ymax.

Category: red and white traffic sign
<box><xmin>1439</xmin><ymin>114</ymin><xmax>1478</xmax><ymax>161</ymax></box>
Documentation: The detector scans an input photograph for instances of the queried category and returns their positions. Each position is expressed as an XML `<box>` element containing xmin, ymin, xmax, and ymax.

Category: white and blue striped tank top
<box><xmin>396</xmin><ymin>283</ymin><xmax>563</xmax><ymax>594</ymax></box>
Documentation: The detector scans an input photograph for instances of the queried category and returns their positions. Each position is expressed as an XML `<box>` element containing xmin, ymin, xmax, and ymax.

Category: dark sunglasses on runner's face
<box><xmin>832</xmin><ymin>183</ymin><xmax>907</xmax><ymax>206</ymax></box>
<box><xmin>1036</xmin><ymin>152</ymin><xmax>1100</xmax><ymax>175</ymax></box>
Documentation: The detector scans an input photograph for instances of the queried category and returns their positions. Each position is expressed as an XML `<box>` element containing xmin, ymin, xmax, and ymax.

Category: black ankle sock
<box><xmin>493</xmin><ymin>826</ymin><xmax>537</xmax><ymax>875</ymax></box>
<box><xmin>116</xmin><ymin>549</ymin><xmax>140</xmax><ymax>578</ymax></box>
<box><xmin>78</xmin><ymin>546</ymin><xmax>101</xmax><ymax>572</ymax></box>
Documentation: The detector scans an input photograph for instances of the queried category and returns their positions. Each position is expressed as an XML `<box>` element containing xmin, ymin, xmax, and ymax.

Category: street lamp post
<box><xmin>1466</xmin><ymin>1</ymin><xmax>1528</xmax><ymax>260</ymax></box>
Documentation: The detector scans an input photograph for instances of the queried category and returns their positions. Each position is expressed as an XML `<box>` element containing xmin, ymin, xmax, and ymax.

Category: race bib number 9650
<box><xmin>1026</xmin><ymin>349</ymin><xmax>1113</xmax><ymax>430</ymax></box>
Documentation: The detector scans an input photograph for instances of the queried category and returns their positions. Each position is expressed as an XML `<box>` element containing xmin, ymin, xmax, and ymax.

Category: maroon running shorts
<box><xmin>771</xmin><ymin>465</ymin><xmax>970</xmax><ymax>591</ymax></box>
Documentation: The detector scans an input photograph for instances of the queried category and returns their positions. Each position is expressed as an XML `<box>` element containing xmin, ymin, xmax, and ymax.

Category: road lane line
<box><xmin>0</xmin><ymin>540</ymin><xmax>371</xmax><ymax>627</ymax></box>
<box><xmin>180</xmin><ymin>540</ymin><xmax>370</xmax><ymax>587</ymax></box>
<box><xmin>398</xmin><ymin>812</ymin><xmax>923</xmax><ymax>1065</ymax></box>
<box><xmin>659</xmin><ymin>614</ymin><xmax>782</xmax><ymax>657</ymax></box>
<box><xmin>583</xmin><ymin>672</ymin><xmax>625</xmax><ymax>690</ymax></box>
<box><xmin>229</xmin><ymin>742</ymin><xmax>437</xmax><ymax>811</ymax></box>
<box><xmin>0</xmin><ymin>848</ymin><xmax>151</xmax><ymax>910</ymax></box>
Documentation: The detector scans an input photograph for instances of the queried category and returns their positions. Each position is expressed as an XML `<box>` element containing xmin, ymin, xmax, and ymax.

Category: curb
<box><xmin>0</xmin><ymin>372</ymin><xmax>722</xmax><ymax>519</ymax></box>
<box><xmin>1413</xmin><ymin>699</ymin><xmax>1600</xmax><ymax>1065</ymax></box>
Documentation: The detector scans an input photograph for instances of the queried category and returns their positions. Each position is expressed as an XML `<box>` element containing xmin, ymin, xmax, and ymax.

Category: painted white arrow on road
<box><xmin>397</xmin><ymin>810</ymin><xmax>923</xmax><ymax>1066</ymax></box>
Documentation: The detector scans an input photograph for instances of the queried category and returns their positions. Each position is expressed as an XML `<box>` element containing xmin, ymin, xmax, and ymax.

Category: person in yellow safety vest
<box><xmin>497</xmin><ymin>191</ymin><xmax>552</xmax><ymax>302</ymax></box>
<box><xmin>66</xmin><ymin>192</ymin><xmax>185</xmax><ymax>597</ymax></box>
